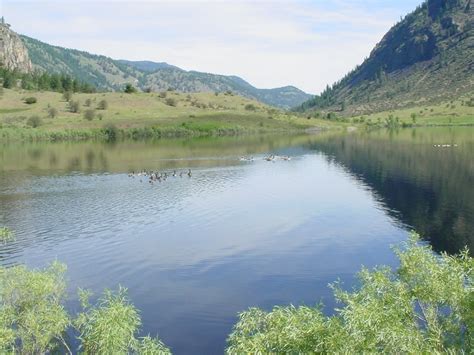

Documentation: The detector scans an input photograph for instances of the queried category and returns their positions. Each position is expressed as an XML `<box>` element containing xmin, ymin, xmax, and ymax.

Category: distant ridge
<box><xmin>117</xmin><ymin>60</ymin><xmax>180</xmax><ymax>72</ymax></box>
<box><xmin>19</xmin><ymin>35</ymin><xmax>312</xmax><ymax>109</ymax></box>
<box><xmin>298</xmin><ymin>0</ymin><xmax>474</xmax><ymax>115</ymax></box>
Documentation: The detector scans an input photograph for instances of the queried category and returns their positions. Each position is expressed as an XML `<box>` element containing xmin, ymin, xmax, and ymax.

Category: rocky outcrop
<box><xmin>0</xmin><ymin>21</ymin><xmax>32</xmax><ymax>73</ymax></box>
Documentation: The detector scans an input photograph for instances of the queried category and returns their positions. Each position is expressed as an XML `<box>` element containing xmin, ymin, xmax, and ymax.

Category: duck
<box><xmin>240</xmin><ymin>156</ymin><xmax>254</xmax><ymax>162</ymax></box>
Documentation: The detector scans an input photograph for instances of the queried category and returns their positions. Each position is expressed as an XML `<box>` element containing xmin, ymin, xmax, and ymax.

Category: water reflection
<box><xmin>0</xmin><ymin>129</ymin><xmax>473</xmax><ymax>353</ymax></box>
<box><xmin>0</xmin><ymin>135</ymin><xmax>314</xmax><ymax>175</ymax></box>
<box><xmin>308</xmin><ymin>127</ymin><xmax>474</xmax><ymax>254</ymax></box>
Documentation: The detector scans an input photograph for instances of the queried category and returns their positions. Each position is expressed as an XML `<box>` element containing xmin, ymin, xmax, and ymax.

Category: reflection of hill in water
<box><xmin>0</xmin><ymin>134</ymin><xmax>315</xmax><ymax>174</ymax></box>
<box><xmin>309</xmin><ymin>128</ymin><xmax>474</xmax><ymax>254</ymax></box>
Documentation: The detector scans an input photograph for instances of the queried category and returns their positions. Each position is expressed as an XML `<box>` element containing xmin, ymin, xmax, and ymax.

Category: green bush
<box><xmin>24</xmin><ymin>97</ymin><xmax>37</xmax><ymax>104</ymax></box>
<box><xmin>165</xmin><ymin>98</ymin><xmax>177</xmax><ymax>107</ymax></box>
<box><xmin>0</xmin><ymin>261</ymin><xmax>69</xmax><ymax>353</ymax></box>
<box><xmin>26</xmin><ymin>115</ymin><xmax>43</xmax><ymax>128</ymax></box>
<box><xmin>85</xmin><ymin>98</ymin><xmax>92</xmax><ymax>107</ymax></box>
<box><xmin>97</xmin><ymin>99</ymin><xmax>108</xmax><ymax>110</ymax></box>
<box><xmin>227</xmin><ymin>233</ymin><xmax>473</xmax><ymax>353</ymax></box>
<box><xmin>0</xmin><ymin>227</ymin><xmax>14</xmax><ymax>243</ymax></box>
<box><xmin>75</xmin><ymin>287</ymin><xmax>170</xmax><ymax>354</ymax></box>
<box><xmin>0</xmin><ymin>264</ymin><xmax>170</xmax><ymax>354</ymax></box>
<box><xmin>83</xmin><ymin>109</ymin><xmax>96</xmax><ymax>121</ymax></box>
<box><xmin>103</xmin><ymin>123</ymin><xmax>119</xmax><ymax>141</ymax></box>
<box><xmin>244</xmin><ymin>104</ymin><xmax>257</xmax><ymax>111</ymax></box>
<box><xmin>69</xmin><ymin>100</ymin><xmax>81</xmax><ymax>113</ymax></box>
<box><xmin>124</xmin><ymin>83</ymin><xmax>137</xmax><ymax>94</ymax></box>
<box><xmin>48</xmin><ymin>107</ymin><xmax>58</xmax><ymax>119</ymax></box>
<box><xmin>63</xmin><ymin>91</ymin><xmax>72</xmax><ymax>102</ymax></box>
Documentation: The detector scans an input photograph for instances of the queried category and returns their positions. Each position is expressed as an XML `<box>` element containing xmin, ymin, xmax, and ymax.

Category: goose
<box><xmin>188</xmin><ymin>169</ymin><xmax>192</xmax><ymax>177</ymax></box>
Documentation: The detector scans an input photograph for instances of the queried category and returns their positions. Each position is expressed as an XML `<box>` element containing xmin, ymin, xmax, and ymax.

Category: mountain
<box><xmin>117</xmin><ymin>60</ymin><xmax>179</xmax><ymax>72</ymax></box>
<box><xmin>20</xmin><ymin>35</ymin><xmax>312</xmax><ymax>109</ymax></box>
<box><xmin>299</xmin><ymin>0</ymin><xmax>474</xmax><ymax>115</ymax></box>
<box><xmin>0</xmin><ymin>20</ymin><xmax>32</xmax><ymax>73</ymax></box>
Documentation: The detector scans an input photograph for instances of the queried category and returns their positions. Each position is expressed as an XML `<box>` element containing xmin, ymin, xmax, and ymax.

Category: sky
<box><xmin>1</xmin><ymin>0</ymin><xmax>422</xmax><ymax>94</ymax></box>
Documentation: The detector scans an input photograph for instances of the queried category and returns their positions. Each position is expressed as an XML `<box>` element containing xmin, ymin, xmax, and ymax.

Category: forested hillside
<box><xmin>21</xmin><ymin>36</ymin><xmax>311</xmax><ymax>109</ymax></box>
<box><xmin>299</xmin><ymin>0</ymin><xmax>474</xmax><ymax>115</ymax></box>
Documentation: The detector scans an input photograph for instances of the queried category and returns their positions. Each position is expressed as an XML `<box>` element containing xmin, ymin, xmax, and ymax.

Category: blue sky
<box><xmin>1</xmin><ymin>0</ymin><xmax>422</xmax><ymax>94</ymax></box>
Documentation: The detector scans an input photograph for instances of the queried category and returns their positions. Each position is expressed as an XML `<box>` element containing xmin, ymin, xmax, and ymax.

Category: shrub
<box><xmin>75</xmin><ymin>287</ymin><xmax>170</xmax><ymax>354</ymax></box>
<box><xmin>48</xmin><ymin>107</ymin><xmax>58</xmax><ymax>119</ymax></box>
<box><xmin>244</xmin><ymin>104</ymin><xmax>257</xmax><ymax>111</ymax></box>
<box><xmin>69</xmin><ymin>100</ymin><xmax>81</xmax><ymax>113</ymax></box>
<box><xmin>165</xmin><ymin>98</ymin><xmax>177</xmax><ymax>107</ymax></box>
<box><xmin>26</xmin><ymin>115</ymin><xmax>43</xmax><ymax>128</ymax></box>
<box><xmin>227</xmin><ymin>233</ymin><xmax>473</xmax><ymax>354</ymax></box>
<box><xmin>84</xmin><ymin>98</ymin><xmax>92</xmax><ymax>107</ymax></box>
<box><xmin>97</xmin><ymin>99</ymin><xmax>108</xmax><ymax>110</ymax></box>
<box><xmin>0</xmin><ymin>227</ymin><xmax>14</xmax><ymax>243</ymax></box>
<box><xmin>159</xmin><ymin>91</ymin><xmax>167</xmax><ymax>99</ymax></box>
<box><xmin>103</xmin><ymin>123</ymin><xmax>119</xmax><ymax>141</ymax></box>
<box><xmin>124</xmin><ymin>83</ymin><xmax>137</xmax><ymax>94</ymax></box>
<box><xmin>144</xmin><ymin>87</ymin><xmax>152</xmax><ymax>93</ymax></box>
<box><xmin>24</xmin><ymin>97</ymin><xmax>37</xmax><ymax>104</ymax></box>
<box><xmin>83</xmin><ymin>109</ymin><xmax>96</xmax><ymax>121</ymax></box>
<box><xmin>326</xmin><ymin>112</ymin><xmax>337</xmax><ymax>120</ymax></box>
<box><xmin>0</xmin><ymin>261</ymin><xmax>69</xmax><ymax>354</ymax></box>
<box><xmin>63</xmin><ymin>91</ymin><xmax>72</xmax><ymax>102</ymax></box>
<box><xmin>0</xmin><ymin>263</ymin><xmax>170</xmax><ymax>354</ymax></box>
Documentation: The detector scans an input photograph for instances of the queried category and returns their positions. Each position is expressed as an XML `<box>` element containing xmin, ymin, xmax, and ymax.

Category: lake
<box><xmin>1</xmin><ymin>127</ymin><xmax>473</xmax><ymax>354</ymax></box>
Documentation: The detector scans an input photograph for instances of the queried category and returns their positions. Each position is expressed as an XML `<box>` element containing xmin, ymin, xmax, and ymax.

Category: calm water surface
<box><xmin>1</xmin><ymin>128</ymin><xmax>473</xmax><ymax>354</ymax></box>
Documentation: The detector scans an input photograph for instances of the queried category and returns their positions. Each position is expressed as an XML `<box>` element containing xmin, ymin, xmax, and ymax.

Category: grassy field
<box><xmin>2</xmin><ymin>88</ymin><xmax>472</xmax><ymax>142</ymax></box>
<box><xmin>359</xmin><ymin>94</ymin><xmax>474</xmax><ymax>126</ymax></box>
<box><xmin>0</xmin><ymin>89</ymin><xmax>337</xmax><ymax>141</ymax></box>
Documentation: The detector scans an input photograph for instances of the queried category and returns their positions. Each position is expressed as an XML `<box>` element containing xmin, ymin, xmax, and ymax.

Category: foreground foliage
<box><xmin>1</xmin><ymin>234</ymin><xmax>472</xmax><ymax>354</ymax></box>
<box><xmin>226</xmin><ymin>234</ymin><xmax>473</xmax><ymax>353</ymax></box>
<box><xmin>0</xmin><ymin>264</ymin><xmax>170</xmax><ymax>354</ymax></box>
<box><xmin>0</xmin><ymin>227</ymin><xmax>14</xmax><ymax>243</ymax></box>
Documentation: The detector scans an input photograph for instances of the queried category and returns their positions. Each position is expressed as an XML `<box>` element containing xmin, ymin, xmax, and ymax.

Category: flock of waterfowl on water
<box><xmin>240</xmin><ymin>155</ymin><xmax>292</xmax><ymax>162</ymax></box>
<box><xmin>433</xmin><ymin>144</ymin><xmax>458</xmax><ymax>148</ymax></box>
<box><xmin>128</xmin><ymin>155</ymin><xmax>293</xmax><ymax>184</ymax></box>
<box><xmin>128</xmin><ymin>169</ymin><xmax>192</xmax><ymax>183</ymax></box>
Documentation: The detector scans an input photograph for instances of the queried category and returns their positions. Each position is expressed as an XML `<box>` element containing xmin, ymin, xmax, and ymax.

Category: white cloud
<box><xmin>2</xmin><ymin>0</ymin><xmax>421</xmax><ymax>93</ymax></box>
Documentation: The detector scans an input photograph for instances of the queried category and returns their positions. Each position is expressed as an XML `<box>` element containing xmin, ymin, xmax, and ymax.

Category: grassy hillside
<box><xmin>0</xmin><ymin>88</ymin><xmax>334</xmax><ymax>141</ymax></box>
<box><xmin>20</xmin><ymin>35</ymin><xmax>312</xmax><ymax>109</ymax></box>
<box><xmin>299</xmin><ymin>0</ymin><xmax>474</xmax><ymax>115</ymax></box>
<box><xmin>362</xmin><ymin>94</ymin><xmax>474</xmax><ymax>126</ymax></box>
